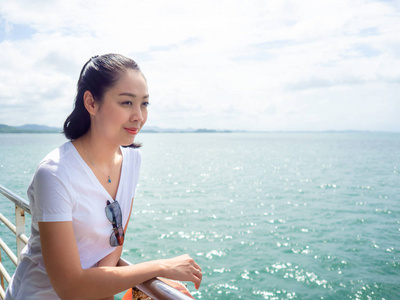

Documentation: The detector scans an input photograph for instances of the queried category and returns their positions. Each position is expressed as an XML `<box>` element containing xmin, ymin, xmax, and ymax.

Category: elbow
<box><xmin>57</xmin><ymin>291</ymin><xmax>80</xmax><ymax>300</ymax></box>
<box><xmin>55</xmin><ymin>289</ymin><xmax>77</xmax><ymax>300</ymax></box>
<box><xmin>54</xmin><ymin>285</ymin><xmax>82</xmax><ymax>300</ymax></box>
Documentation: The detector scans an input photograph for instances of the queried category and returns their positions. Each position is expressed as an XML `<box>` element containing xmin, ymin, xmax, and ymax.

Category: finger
<box><xmin>194</xmin><ymin>268</ymin><xmax>202</xmax><ymax>278</ymax></box>
<box><xmin>193</xmin><ymin>268</ymin><xmax>202</xmax><ymax>289</ymax></box>
<box><xmin>192</xmin><ymin>261</ymin><xmax>202</xmax><ymax>272</ymax></box>
<box><xmin>191</xmin><ymin>265</ymin><xmax>201</xmax><ymax>276</ymax></box>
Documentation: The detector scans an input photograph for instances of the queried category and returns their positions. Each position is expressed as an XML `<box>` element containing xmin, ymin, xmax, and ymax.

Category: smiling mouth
<box><xmin>124</xmin><ymin>127</ymin><xmax>139</xmax><ymax>135</ymax></box>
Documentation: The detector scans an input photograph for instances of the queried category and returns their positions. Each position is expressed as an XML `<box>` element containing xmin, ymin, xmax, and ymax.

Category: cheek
<box><xmin>108</xmin><ymin>108</ymin><xmax>128</xmax><ymax>122</ymax></box>
<box><xmin>142</xmin><ymin>109</ymin><xmax>148</xmax><ymax>125</ymax></box>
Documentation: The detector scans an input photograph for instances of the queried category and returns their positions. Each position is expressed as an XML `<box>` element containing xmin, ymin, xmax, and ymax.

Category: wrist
<box><xmin>155</xmin><ymin>259</ymin><xmax>167</xmax><ymax>278</ymax></box>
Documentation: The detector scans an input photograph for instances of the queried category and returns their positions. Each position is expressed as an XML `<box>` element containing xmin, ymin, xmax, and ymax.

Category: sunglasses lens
<box><xmin>110</xmin><ymin>227</ymin><xmax>125</xmax><ymax>247</ymax></box>
<box><xmin>105</xmin><ymin>201</ymin><xmax>122</xmax><ymax>224</ymax></box>
<box><xmin>106</xmin><ymin>200</ymin><xmax>124</xmax><ymax>247</ymax></box>
<box><xmin>105</xmin><ymin>208</ymin><xmax>113</xmax><ymax>222</ymax></box>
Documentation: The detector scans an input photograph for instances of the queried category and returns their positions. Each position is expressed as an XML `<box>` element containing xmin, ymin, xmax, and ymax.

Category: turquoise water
<box><xmin>1</xmin><ymin>132</ymin><xmax>399</xmax><ymax>299</ymax></box>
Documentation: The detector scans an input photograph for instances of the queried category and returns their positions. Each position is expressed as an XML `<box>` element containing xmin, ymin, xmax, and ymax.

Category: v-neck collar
<box><xmin>69</xmin><ymin>141</ymin><xmax>125</xmax><ymax>201</ymax></box>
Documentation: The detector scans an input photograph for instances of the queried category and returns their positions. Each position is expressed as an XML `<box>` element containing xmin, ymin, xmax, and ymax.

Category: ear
<box><xmin>83</xmin><ymin>91</ymin><xmax>98</xmax><ymax>116</ymax></box>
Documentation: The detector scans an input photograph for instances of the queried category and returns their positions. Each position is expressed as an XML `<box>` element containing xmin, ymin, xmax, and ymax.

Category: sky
<box><xmin>0</xmin><ymin>0</ymin><xmax>399</xmax><ymax>132</ymax></box>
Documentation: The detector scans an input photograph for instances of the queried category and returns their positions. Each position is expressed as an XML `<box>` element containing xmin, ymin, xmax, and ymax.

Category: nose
<box><xmin>129</xmin><ymin>104</ymin><xmax>144</xmax><ymax>123</ymax></box>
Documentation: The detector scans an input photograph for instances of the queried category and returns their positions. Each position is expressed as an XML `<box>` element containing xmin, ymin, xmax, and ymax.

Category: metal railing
<box><xmin>0</xmin><ymin>184</ymin><xmax>194</xmax><ymax>300</ymax></box>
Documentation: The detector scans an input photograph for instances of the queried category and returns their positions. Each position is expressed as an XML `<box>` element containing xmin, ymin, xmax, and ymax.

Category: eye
<box><xmin>142</xmin><ymin>101</ymin><xmax>150</xmax><ymax>107</ymax></box>
<box><xmin>121</xmin><ymin>101</ymin><xmax>133</xmax><ymax>106</ymax></box>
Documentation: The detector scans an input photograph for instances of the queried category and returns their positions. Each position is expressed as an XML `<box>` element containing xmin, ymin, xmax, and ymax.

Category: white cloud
<box><xmin>0</xmin><ymin>0</ymin><xmax>399</xmax><ymax>131</ymax></box>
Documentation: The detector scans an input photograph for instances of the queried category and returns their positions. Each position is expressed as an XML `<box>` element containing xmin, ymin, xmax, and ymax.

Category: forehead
<box><xmin>111</xmin><ymin>70</ymin><xmax>148</xmax><ymax>96</ymax></box>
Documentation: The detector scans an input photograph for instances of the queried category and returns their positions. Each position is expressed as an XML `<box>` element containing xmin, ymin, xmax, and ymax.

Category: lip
<box><xmin>124</xmin><ymin>127</ymin><xmax>139</xmax><ymax>135</ymax></box>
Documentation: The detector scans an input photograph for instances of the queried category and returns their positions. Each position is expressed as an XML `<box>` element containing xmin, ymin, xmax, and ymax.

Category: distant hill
<box><xmin>0</xmin><ymin>124</ymin><xmax>62</xmax><ymax>133</ymax></box>
<box><xmin>142</xmin><ymin>126</ymin><xmax>232</xmax><ymax>133</ymax></box>
<box><xmin>17</xmin><ymin>124</ymin><xmax>62</xmax><ymax>132</ymax></box>
<box><xmin>141</xmin><ymin>126</ymin><xmax>196</xmax><ymax>133</ymax></box>
<box><xmin>0</xmin><ymin>124</ymin><xmax>232</xmax><ymax>134</ymax></box>
<box><xmin>0</xmin><ymin>124</ymin><xmax>24</xmax><ymax>133</ymax></box>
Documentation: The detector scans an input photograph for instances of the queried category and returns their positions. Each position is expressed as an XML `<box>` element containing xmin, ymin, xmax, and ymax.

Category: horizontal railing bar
<box><xmin>0</xmin><ymin>284</ymin><xmax>5</xmax><ymax>300</ymax></box>
<box><xmin>0</xmin><ymin>213</ymin><xmax>29</xmax><ymax>245</ymax></box>
<box><xmin>0</xmin><ymin>212</ymin><xmax>29</xmax><ymax>247</ymax></box>
<box><xmin>0</xmin><ymin>262</ymin><xmax>11</xmax><ymax>284</ymax></box>
<box><xmin>18</xmin><ymin>234</ymin><xmax>28</xmax><ymax>245</ymax></box>
<box><xmin>0</xmin><ymin>185</ymin><xmax>30</xmax><ymax>214</ymax></box>
<box><xmin>137</xmin><ymin>278</ymin><xmax>195</xmax><ymax>300</ymax></box>
<box><xmin>0</xmin><ymin>213</ymin><xmax>17</xmax><ymax>235</ymax></box>
<box><xmin>0</xmin><ymin>239</ymin><xmax>17</xmax><ymax>266</ymax></box>
<box><xmin>118</xmin><ymin>258</ymin><xmax>195</xmax><ymax>300</ymax></box>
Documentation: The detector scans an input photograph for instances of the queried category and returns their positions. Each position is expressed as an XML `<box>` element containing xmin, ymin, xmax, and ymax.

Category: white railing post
<box><xmin>15</xmin><ymin>205</ymin><xmax>26</xmax><ymax>263</ymax></box>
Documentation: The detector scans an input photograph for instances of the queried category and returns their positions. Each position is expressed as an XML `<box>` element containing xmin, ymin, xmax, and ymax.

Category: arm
<box><xmin>39</xmin><ymin>198</ymin><xmax>202</xmax><ymax>299</ymax></box>
<box><xmin>39</xmin><ymin>221</ymin><xmax>202</xmax><ymax>300</ymax></box>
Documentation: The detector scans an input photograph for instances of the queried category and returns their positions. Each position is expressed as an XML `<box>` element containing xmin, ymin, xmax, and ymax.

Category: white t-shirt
<box><xmin>6</xmin><ymin>142</ymin><xmax>141</xmax><ymax>300</ymax></box>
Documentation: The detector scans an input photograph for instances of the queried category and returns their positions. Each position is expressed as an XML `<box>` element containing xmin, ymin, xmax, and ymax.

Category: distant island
<box><xmin>0</xmin><ymin>124</ymin><xmax>62</xmax><ymax>133</ymax></box>
<box><xmin>0</xmin><ymin>124</ymin><xmax>233</xmax><ymax>134</ymax></box>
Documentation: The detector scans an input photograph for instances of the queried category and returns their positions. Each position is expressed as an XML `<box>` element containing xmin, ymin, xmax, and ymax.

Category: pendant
<box><xmin>108</xmin><ymin>176</ymin><xmax>111</xmax><ymax>183</ymax></box>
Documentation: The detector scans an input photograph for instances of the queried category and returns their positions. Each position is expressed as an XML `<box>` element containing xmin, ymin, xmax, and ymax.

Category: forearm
<box><xmin>59</xmin><ymin>260</ymin><xmax>165</xmax><ymax>300</ymax></box>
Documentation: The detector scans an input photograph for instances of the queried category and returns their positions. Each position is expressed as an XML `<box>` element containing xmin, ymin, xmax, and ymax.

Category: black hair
<box><xmin>63</xmin><ymin>53</ymin><xmax>143</xmax><ymax>148</ymax></box>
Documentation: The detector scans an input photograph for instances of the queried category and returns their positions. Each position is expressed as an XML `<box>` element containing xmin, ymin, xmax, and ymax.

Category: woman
<box><xmin>6</xmin><ymin>54</ymin><xmax>202</xmax><ymax>299</ymax></box>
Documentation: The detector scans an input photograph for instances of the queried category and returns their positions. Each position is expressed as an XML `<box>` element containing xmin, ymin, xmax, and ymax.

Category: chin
<box><xmin>121</xmin><ymin>136</ymin><xmax>136</xmax><ymax>147</ymax></box>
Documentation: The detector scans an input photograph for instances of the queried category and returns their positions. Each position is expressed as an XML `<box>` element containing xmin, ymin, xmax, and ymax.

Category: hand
<box><xmin>159</xmin><ymin>254</ymin><xmax>202</xmax><ymax>289</ymax></box>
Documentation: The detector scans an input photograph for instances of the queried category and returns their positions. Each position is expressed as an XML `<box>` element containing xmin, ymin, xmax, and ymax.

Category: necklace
<box><xmin>81</xmin><ymin>139</ymin><xmax>114</xmax><ymax>183</ymax></box>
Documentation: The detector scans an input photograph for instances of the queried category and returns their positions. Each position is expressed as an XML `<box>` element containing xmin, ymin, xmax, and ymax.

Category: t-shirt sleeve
<box><xmin>30</xmin><ymin>160</ymin><xmax>73</xmax><ymax>222</ymax></box>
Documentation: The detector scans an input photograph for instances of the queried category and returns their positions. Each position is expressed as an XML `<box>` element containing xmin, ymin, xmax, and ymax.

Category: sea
<box><xmin>0</xmin><ymin>132</ymin><xmax>399</xmax><ymax>299</ymax></box>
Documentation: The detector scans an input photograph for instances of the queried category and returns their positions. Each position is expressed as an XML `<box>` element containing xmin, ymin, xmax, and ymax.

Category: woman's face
<box><xmin>91</xmin><ymin>69</ymin><xmax>149</xmax><ymax>146</ymax></box>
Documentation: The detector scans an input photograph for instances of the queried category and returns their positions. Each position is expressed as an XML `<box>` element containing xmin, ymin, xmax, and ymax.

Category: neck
<box><xmin>80</xmin><ymin>130</ymin><xmax>120</xmax><ymax>168</ymax></box>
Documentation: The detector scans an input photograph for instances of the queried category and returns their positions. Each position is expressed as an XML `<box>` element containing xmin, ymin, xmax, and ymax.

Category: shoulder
<box><xmin>35</xmin><ymin>142</ymin><xmax>75</xmax><ymax>178</ymax></box>
<box><xmin>28</xmin><ymin>142</ymin><xmax>76</xmax><ymax>212</ymax></box>
<box><xmin>120</xmin><ymin>147</ymin><xmax>142</xmax><ymax>183</ymax></box>
<box><xmin>121</xmin><ymin>146</ymin><xmax>142</xmax><ymax>162</ymax></box>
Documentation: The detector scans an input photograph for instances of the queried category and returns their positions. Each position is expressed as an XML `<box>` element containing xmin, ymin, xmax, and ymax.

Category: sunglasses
<box><xmin>105</xmin><ymin>200</ymin><xmax>125</xmax><ymax>247</ymax></box>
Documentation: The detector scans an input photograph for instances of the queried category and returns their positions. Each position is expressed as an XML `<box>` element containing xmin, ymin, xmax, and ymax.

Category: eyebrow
<box><xmin>118</xmin><ymin>92</ymin><xmax>149</xmax><ymax>99</ymax></box>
